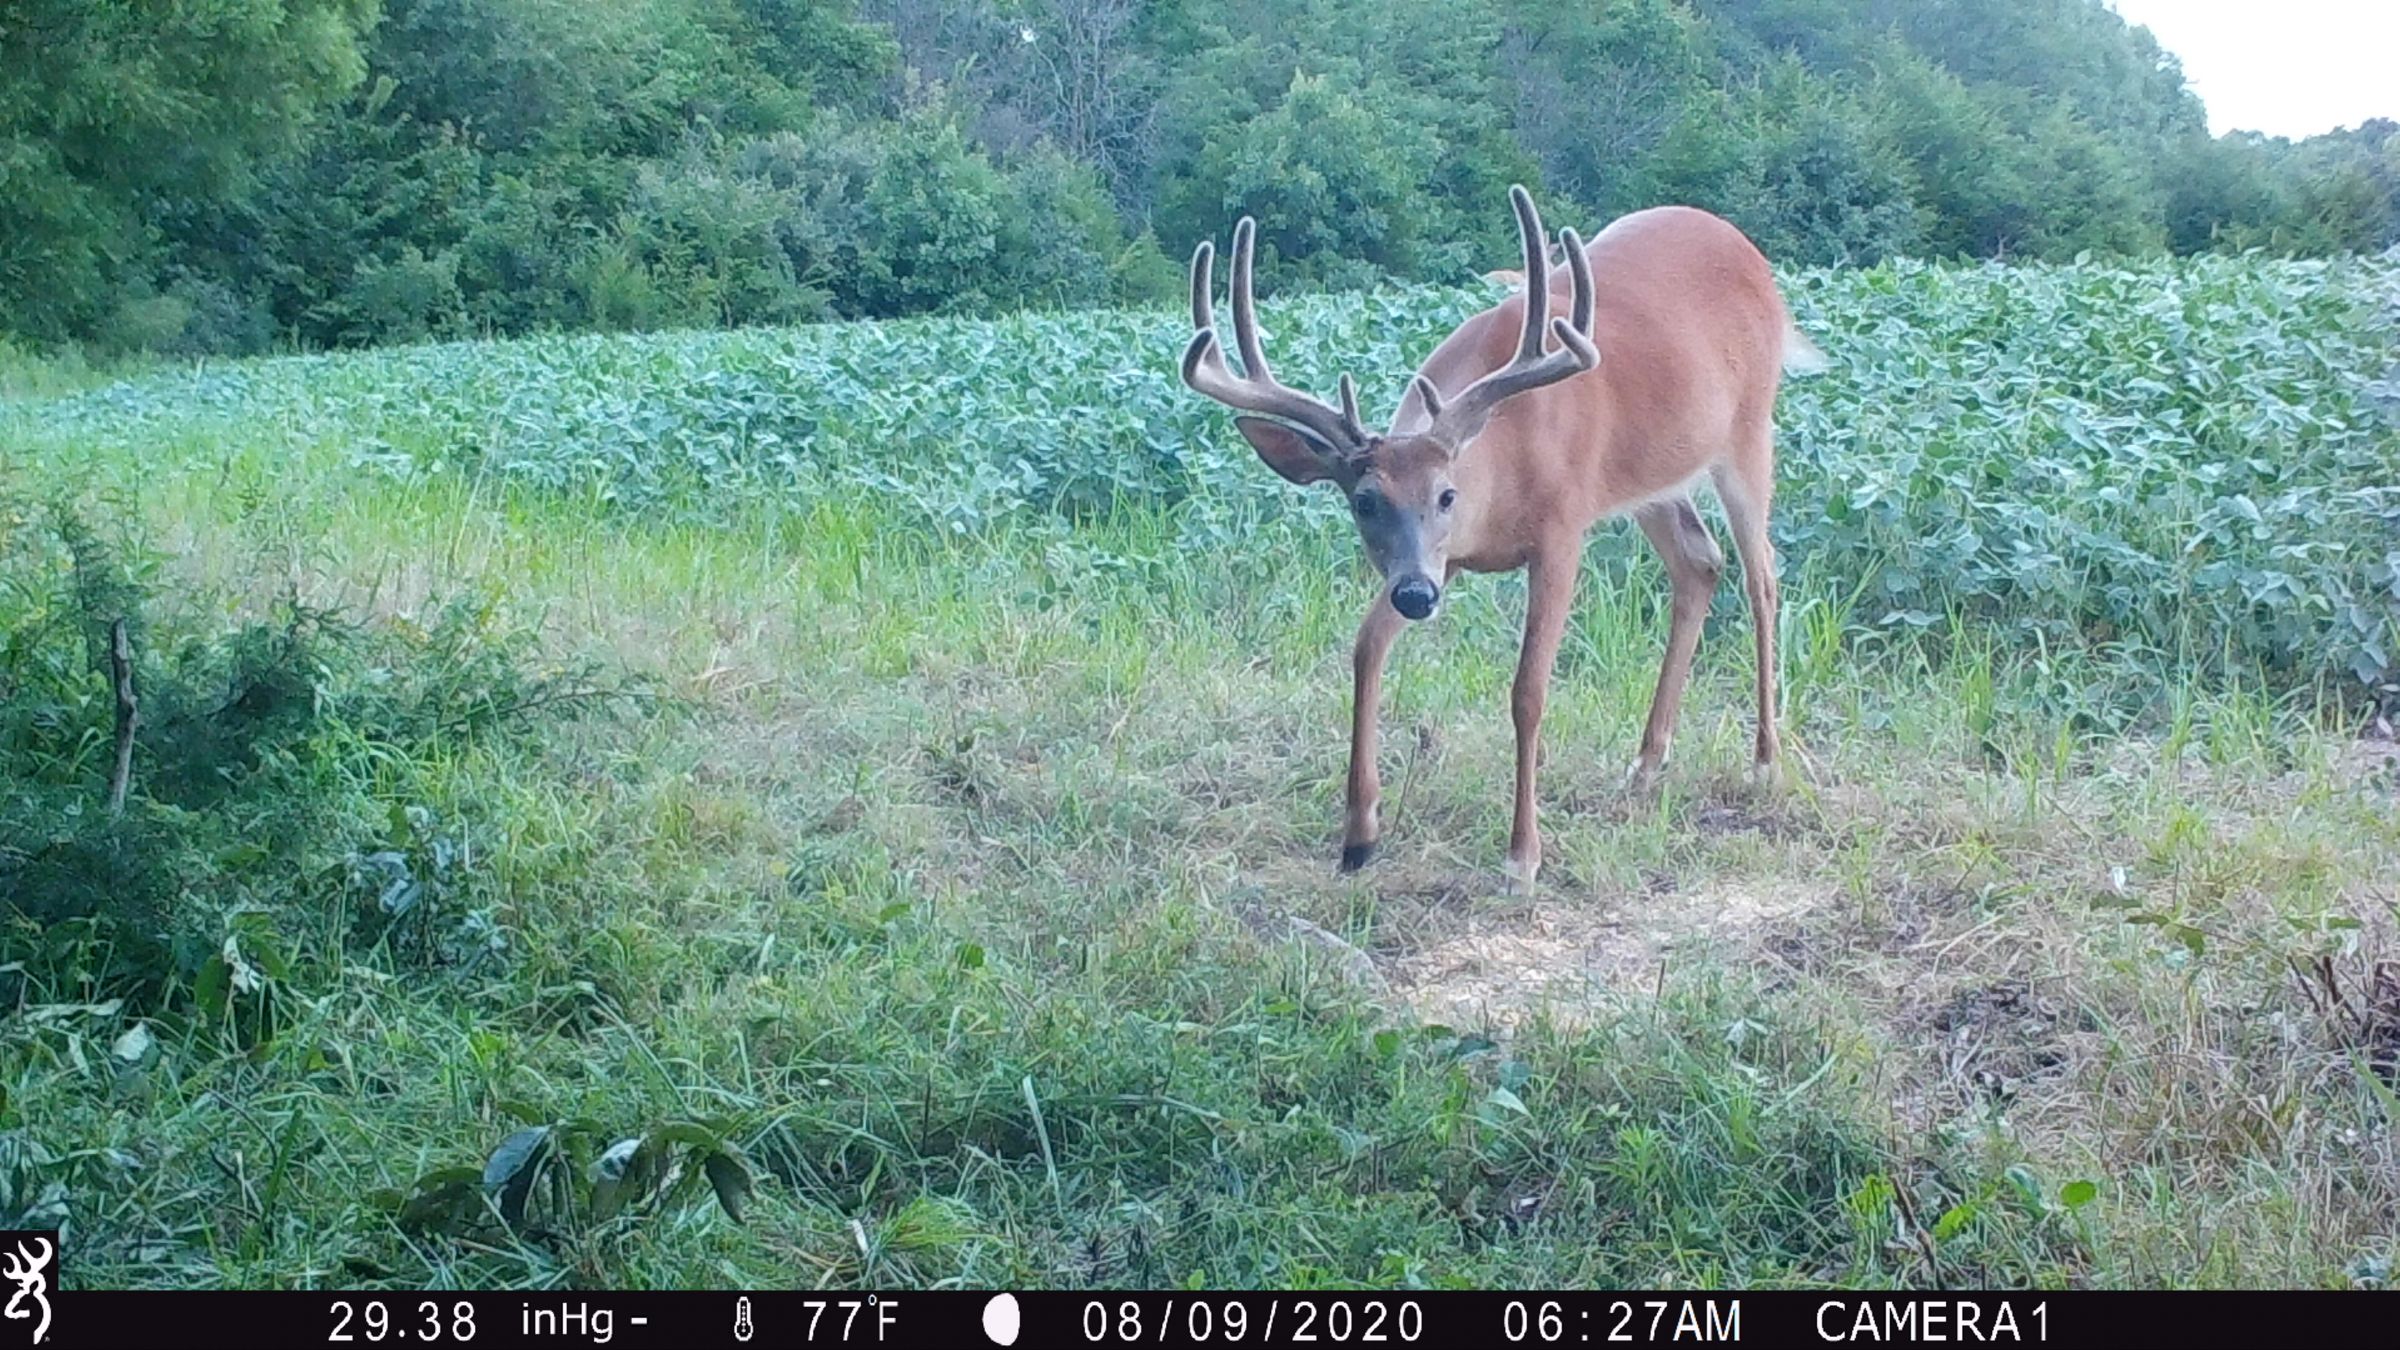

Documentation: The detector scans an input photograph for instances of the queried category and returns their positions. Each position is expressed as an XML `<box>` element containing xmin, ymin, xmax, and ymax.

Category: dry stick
<box><xmin>106</xmin><ymin>617</ymin><xmax>139</xmax><ymax>815</ymax></box>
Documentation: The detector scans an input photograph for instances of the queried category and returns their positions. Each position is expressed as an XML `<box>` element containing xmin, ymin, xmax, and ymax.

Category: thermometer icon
<box><xmin>734</xmin><ymin>1295</ymin><xmax>755</xmax><ymax>1342</ymax></box>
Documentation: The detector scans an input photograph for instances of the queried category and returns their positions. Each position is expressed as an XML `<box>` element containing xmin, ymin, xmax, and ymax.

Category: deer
<box><xmin>1179</xmin><ymin>185</ymin><xmax>1825</xmax><ymax>893</ymax></box>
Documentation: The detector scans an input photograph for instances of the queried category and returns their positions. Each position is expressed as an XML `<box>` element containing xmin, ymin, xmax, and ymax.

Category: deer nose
<box><xmin>1391</xmin><ymin>578</ymin><xmax>1439</xmax><ymax>621</ymax></box>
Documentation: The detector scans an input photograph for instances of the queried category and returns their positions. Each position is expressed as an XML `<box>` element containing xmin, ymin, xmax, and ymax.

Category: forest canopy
<box><xmin>3</xmin><ymin>0</ymin><xmax>2394</xmax><ymax>355</ymax></box>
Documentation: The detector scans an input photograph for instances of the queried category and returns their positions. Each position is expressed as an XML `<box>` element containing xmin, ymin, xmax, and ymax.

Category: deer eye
<box><xmin>1438</xmin><ymin>488</ymin><xmax>1458</xmax><ymax>512</ymax></box>
<box><xmin>1353</xmin><ymin>493</ymin><xmax>1378</xmax><ymax>518</ymax></box>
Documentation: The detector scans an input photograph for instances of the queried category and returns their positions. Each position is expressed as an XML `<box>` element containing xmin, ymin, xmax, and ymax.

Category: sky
<box><xmin>2107</xmin><ymin>0</ymin><xmax>2399</xmax><ymax>139</ymax></box>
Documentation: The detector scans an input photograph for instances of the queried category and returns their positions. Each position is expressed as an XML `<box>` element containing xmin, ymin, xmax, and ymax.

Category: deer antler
<box><xmin>1414</xmin><ymin>185</ymin><xmax>1597</xmax><ymax>450</ymax></box>
<box><xmin>1181</xmin><ymin>217</ymin><xmax>1370</xmax><ymax>459</ymax></box>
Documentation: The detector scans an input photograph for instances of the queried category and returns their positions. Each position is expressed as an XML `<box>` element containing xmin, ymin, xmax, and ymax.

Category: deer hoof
<box><xmin>1748</xmin><ymin>758</ymin><xmax>1784</xmax><ymax>792</ymax></box>
<box><xmin>1623</xmin><ymin>758</ymin><xmax>1665</xmax><ymax>799</ymax></box>
<box><xmin>1338</xmin><ymin>840</ymin><xmax>1379</xmax><ymax>874</ymax></box>
<box><xmin>1502</xmin><ymin>854</ymin><xmax>1540</xmax><ymax>896</ymax></box>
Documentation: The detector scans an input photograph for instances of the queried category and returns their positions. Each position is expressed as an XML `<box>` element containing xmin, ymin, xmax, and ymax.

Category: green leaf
<box><xmin>655</xmin><ymin>1121</ymin><xmax>724</xmax><ymax>1151</ymax></box>
<box><xmin>482</xmin><ymin>1126</ymin><xmax>552</xmax><ymax>1225</ymax></box>
<box><xmin>957</xmin><ymin>942</ymin><xmax>985</xmax><ymax>970</ymax></box>
<box><xmin>703</xmin><ymin>1149</ymin><xmax>753</xmax><ymax>1224</ymax></box>
<box><xmin>192</xmin><ymin>957</ymin><xmax>229</xmax><ymax>1023</ymax></box>
<box><xmin>591</xmin><ymin>1135</ymin><xmax>652</xmax><ymax>1222</ymax></box>
<box><xmin>482</xmin><ymin>1127</ymin><xmax>552</xmax><ymax>1187</ymax></box>
<box><xmin>1932</xmin><ymin>1202</ymin><xmax>1978</xmax><ymax>1241</ymax></box>
<box><xmin>112</xmin><ymin>1022</ymin><xmax>154</xmax><ymax>1063</ymax></box>
<box><xmin>593</xmin><ymin>1136</ymin><xmax>644</xmax><ymax>1183</ymax></box>
<box><xmin>2061</xmin><ymin>1179</ymin><xmax>2099</xmax><ymax>1210</ymax></box>
<box><xmin>884</xmin><ymin>1194</ymin><xmax>974</xmax><ymax>1251</ymax></box>
<box><xmin>1484</xmin><ymin>1086</ymin><xmax>1530</xmax><ymax>1117</ymax></box>
<box><xmin>396</xmin><ymin>1168</ymin><xmax>483</xmax><ymax>1234</ymax></box>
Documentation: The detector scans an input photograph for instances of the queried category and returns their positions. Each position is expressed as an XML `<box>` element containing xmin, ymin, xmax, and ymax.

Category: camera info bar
<box><xmin>23</xmin><ymin>1288</ymin><xmax>2392</xmax><ymax>1350</ymax></box>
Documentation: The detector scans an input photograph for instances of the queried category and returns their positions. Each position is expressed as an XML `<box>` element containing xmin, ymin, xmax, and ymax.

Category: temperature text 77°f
<box><xmin>801</xmin><ymin>1296</ymin><xmax>901</xmax><ymax>1341</ymax></box>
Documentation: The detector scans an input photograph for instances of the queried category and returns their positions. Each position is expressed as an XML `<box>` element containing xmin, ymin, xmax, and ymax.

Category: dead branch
<box><xmin>107</xmin><ymin>617</ymin><xmax>138</xmax><ymax>814</ymax></box>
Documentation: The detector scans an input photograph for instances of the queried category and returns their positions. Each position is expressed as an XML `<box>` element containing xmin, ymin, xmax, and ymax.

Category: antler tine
<box><xmin>1561</xmin><ymin>225</ymin><xmax>1592</xmax><ymax>337</ymax></box>
<box><xmin>1230</xmin><ymin>217</ymin><xmax>1273</xmax><ymax>381</ymax></box>
<box><xmin>1412</xmin><ymin>374</ymin><xmax>1446</xmax><ymax>419</ymax></box>
<box><xmin>1189</xmin><ymin>238</ymin><xmax>1218</xmax><ymax>338</ymax></box>
<box><xmin>1186</xmin><ymin>238</ymin><xmax>1232</xmax><ymax>379</ymax></box>
<box><xmin>1177</xmin><ymin>217</ymin><xmax>1371</xmax><ymax>458</ymax></box>
<box><xmin>1509</xmin><ymin>184</ymin><xmax>1551</xmax><ymax>365</ymax></box>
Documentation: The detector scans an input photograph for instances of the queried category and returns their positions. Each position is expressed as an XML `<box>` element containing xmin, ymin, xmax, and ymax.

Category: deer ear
<box><xmin>1234</xmin><ymin>416</ymin><xmax>1345</xmax><ymax>486</ymax></box>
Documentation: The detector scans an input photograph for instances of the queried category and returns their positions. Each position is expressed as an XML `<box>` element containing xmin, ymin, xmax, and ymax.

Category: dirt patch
<box><xmin>1691</xmin><ymin>799</ymin><xmax>1788</xmax><ymax>838</ymax></box>
<box><xmin>1380</xmin><ymin>875</ymin><xmax>1836</xmax><ymax>1030</ymax></box>
<box><xmin>2333</xmin><ymin>730</ymin><xmax>2400</xmax><ymax>795</ymax></box>
<box><xmin>1905</xmin><ymin>978</ymin><xmax>2083</xmax><ymax>1109</ymax></box>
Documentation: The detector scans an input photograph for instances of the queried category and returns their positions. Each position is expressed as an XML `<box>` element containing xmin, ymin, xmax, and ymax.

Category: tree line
<box><xmin>4</xmin><ymin>0</ymin><xmax>2394</xmax><ymax>356</ymax></box>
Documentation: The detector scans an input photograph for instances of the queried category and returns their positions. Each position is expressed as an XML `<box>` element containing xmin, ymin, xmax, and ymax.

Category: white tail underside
<box><xmin>1781</xmin><ymin>321</ymin><xmax>1831</xmax><ymax>376</ymax></box>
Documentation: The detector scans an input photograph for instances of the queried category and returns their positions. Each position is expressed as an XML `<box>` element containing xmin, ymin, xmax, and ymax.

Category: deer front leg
<box><xmin>1506</xmin><ymin>546</ymin><xmax>1580</xmax><ymax>893</ymax></box>
<box><xmin>1340</xmin><ymin>592</ymin><xmax>1409</xmax><ymax>872</ymax></box>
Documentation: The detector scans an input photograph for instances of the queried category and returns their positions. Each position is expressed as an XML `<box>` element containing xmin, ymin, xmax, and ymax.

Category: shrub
<box><xmin>0</xmin><ymin>500</ymin><xmax>630</xmax><ymax>1013</ymax></box>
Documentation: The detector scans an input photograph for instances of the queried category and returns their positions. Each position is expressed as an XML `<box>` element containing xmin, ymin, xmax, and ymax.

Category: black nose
<box><xmin>1391</xmin><ymin>578</ymin><xmax>1439</xmax><ymax>620</ymax></box>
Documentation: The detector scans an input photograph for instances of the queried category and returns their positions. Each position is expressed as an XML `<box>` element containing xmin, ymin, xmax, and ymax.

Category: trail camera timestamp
<box><xmin>1502</xmin><ymin>1299</ymin><xmax>1740</xmax><ymax>1344</ymax></box>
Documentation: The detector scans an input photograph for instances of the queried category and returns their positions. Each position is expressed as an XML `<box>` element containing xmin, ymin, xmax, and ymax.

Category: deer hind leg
<box><xmin>1627</xmin><ymin>497</ymin><xmax>1725</xmax><ymax>795</ymax></box>
<box><xmin>1713</xmin><ymin>448</ymin><xmax>1781</xmax><ymax>781</ymax></box>
<box><xmin>1339</xmin><ymin>590</ymin><xmax>1409</xmax><ymax>872</ymax></box>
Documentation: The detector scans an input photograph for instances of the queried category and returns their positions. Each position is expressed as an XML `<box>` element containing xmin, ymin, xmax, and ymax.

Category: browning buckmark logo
<box><xmin>0</xmin><ymin>1232</ymin><xmax>52</xmax><ymax>1347</ymax></box>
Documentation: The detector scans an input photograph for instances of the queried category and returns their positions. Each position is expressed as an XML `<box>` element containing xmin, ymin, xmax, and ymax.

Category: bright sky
<box><xmin>2108</xmin><ymin>1</ymin><xmax>2399</xmax><ymax>138</ymax></box>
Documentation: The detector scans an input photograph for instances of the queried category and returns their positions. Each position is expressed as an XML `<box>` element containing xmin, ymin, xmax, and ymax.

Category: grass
<box><xmin>4</xmin><ymin>267</ymin><xmax>2398</xmax><ymax>1292</ymax></box>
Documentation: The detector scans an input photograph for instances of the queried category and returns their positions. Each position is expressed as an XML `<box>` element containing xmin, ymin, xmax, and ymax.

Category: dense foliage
<box><xmin>14</xmin><ymin>253</ymin><xmax>2397</xmax><ymax>701</ymax></box>
<box><xmin>0</xmin><ymin>500</ymin><xmax>621</xmax><ymax>1007</ymax></box>
<box><xmin>4</xmin><ymin>0</ymin><xmax>2395</xmax><ymax>355</ymax></box>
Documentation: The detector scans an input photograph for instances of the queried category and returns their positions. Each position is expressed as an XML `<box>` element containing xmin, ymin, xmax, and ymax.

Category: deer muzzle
<box><xmin>1390</xmin><ymin>576</ymin><xmax>1440</xmax><ymax>621</ymax></box>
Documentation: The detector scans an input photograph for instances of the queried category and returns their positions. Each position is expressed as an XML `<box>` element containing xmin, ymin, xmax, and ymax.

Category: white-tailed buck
<box><xmin>1180</xmin><ymin>186</ymin><xmax>1824</xmax><ymax>891</ymax></box>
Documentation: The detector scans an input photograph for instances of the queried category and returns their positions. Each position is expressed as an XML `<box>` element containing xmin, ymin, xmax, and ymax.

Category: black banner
<box><xmin>17</xmin><ymin>1289</ymin><xmax>2396</xmax><ymax>1350</ymax></box>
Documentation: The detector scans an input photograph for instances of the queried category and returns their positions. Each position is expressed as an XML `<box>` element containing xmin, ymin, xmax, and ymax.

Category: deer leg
<box><xmin>1627</xmin><ymin>498</ymin><xmax>1726</xmax><ymax>795</ymax></box>
<box><xmin>1505</xmin><ymin>544</ymin><xmax>1580</xmax><ymax>893</ymax></box>
<box><xmin>1714</xmin><ymin>455</ymin><xmax>1782</xmax><ymax>781</ymax></box>
<box><xmin>1340</xmin><ymin>591</ymin><xmax>1409</xmax><ymax>872</ymax></box>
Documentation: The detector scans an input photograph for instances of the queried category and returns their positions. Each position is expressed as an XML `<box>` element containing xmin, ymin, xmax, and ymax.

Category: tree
<box><xmin>1498</xmin><ymin>0</ymin><xmax>1710</xmax><ymax>219</ymax></box>
<box><xmin>0</xmin><ymin>0</ymin><xmax>377</xmax><ymax>341</ymax></box>
<box><xmin>5</xmin><ymin>0</ymin><xmax>2391</xmax><ymax>356</ymax></box>
<box><xmin>1165</xmin><ymin>71</ymin><xmax>1446</xmax><ymax>290</ymax></box>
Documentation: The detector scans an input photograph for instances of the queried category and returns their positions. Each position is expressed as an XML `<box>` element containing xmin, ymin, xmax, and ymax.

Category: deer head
<box><xmin>1180</xmin><ymin>186</ymin><xmax>1596</xmax><ymax>621</ymax></box>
